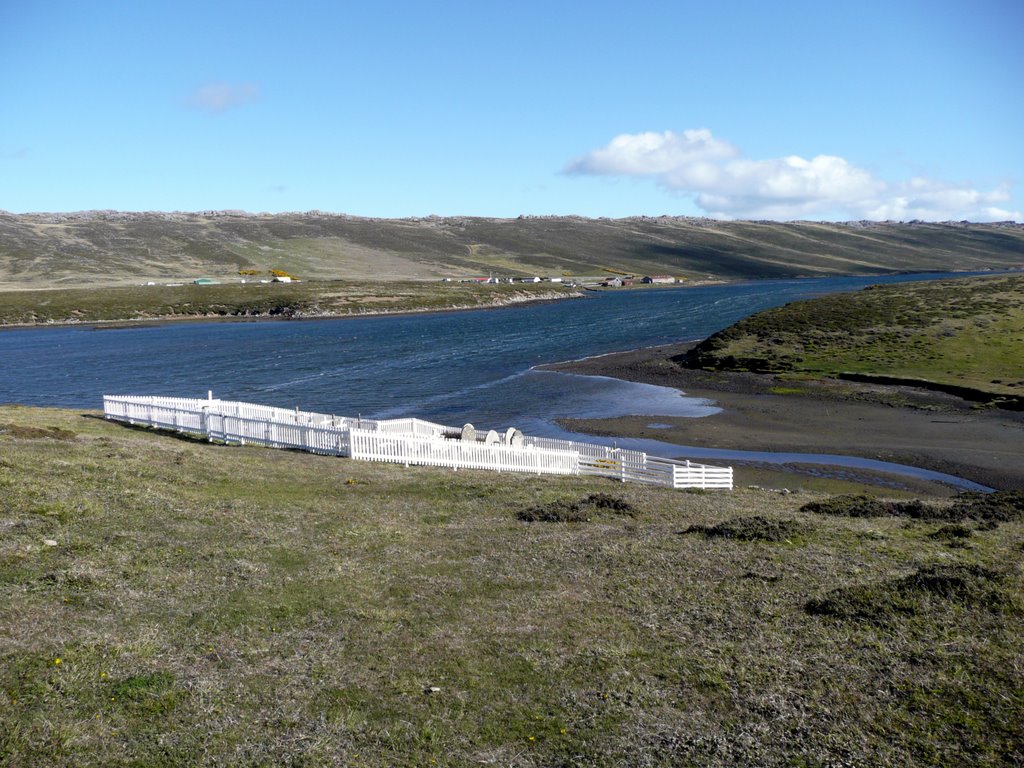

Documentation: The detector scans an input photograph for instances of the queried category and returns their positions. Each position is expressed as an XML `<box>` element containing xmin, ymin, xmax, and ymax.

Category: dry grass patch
<box><xmin>0</xmin><ymin>423</ymin><xmax>78</xmax><ymax>441</ymax></box>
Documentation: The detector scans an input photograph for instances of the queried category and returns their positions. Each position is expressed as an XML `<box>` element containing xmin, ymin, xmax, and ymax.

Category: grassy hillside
<box><xmin>683</xmin><ymin>274</ymin><xmax>1024</xmax><ymax>405</ymax></box>
<box><xmin>1</xmin><ymin>406</ymin><xmax>1022</xmax><ymax>766</ymax></box>
<box><xmin>2</xmin><ymin>210</ymin><xmax>1023</xmax><ymax>289</ymax></box>
<box><xmin>0</xmin><ymin>281</ymin><xmax>577</xmax><ymax>326</ymax></box>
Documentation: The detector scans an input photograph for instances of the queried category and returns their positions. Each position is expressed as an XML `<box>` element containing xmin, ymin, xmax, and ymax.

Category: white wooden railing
<box><xmin>349</xmin><ymin>429</ymin><xmax>579</xmax><ymax>475</ymax></box>
<box><xmin>102</xmin><ymin>394</ymin><xmax>733</xmax><ymax>490</ymax></box>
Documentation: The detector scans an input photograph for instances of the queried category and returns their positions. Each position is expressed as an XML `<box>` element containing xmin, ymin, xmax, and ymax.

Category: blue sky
<box><xmin>1</xmin><ymin>0</ymin><xmax>1021</xmax><ymax>220</ymax></box>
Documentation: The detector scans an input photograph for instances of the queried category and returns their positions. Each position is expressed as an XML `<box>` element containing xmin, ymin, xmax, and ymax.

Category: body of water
<box><xmin>0</xmin><ymin>272</ymin><xmax>993</xmax><ymax>489</ymax></box>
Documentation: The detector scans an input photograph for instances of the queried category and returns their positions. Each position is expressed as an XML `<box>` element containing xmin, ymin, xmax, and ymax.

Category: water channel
<box><xmin>0</xmin><ymin>272</ymin><xmax>994</xmax><ymax>490</ymax></box>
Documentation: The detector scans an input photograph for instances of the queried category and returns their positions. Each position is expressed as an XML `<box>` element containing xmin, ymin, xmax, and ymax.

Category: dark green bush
<box><xmin>517</xmin><ymin>493</ymin><xmax>635</xmax><ymax>523</ymax></box>
<box><xmin>679</xmin><ymin>516</ymin><xmax>805</xmax><ymax>542</ymax></box>
<box><xmin>806</xmin><ymin>563</ymin><xmax>1008</xmax><ymax>623</ymax></box>
<box><xmin>800</xmin><ymin>491</ymin><xmax>1024</xmax><ymax>524</ymax></box>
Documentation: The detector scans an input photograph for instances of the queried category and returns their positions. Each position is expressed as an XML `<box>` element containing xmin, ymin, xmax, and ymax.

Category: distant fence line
<box><xmin>102</xmin><ymin>394</ymin><xmax>733</xmax><ymax>490</ymax></box>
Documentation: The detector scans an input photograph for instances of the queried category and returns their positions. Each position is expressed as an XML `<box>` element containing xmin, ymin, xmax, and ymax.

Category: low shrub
<box><xmin>806</xmin><ymin>563</ymin><xmax>1008</xmax><ymax>623</ymax></box>
<box><xmin>679</xmin><ymin>516</ymin><xmax>805</xmax><ymax>542</ymax></box>
<box><xmin>948</xmin><ymin>491</ymin><xmax>1024</xmax><ymax>523</ymax></box>
<box><xmin>582</xmin><ymin>493</ymin><xmax>635</xmax><ymax>513</ymax></box>
<box><xmin>928</xmin><ymin>523</ymin><xmax>974</xmax><ymax>544</ymax></box>
<box><xmin>517</xmin><ymin>500</ymin><xmax>590</xmax><ymax>523</ymax></box>
<box><xmin>800</xmin><ymin>491</ymin><xmax>1024</xmax><ymax>524</ymax></box>
<box><xmin>800</xmin><ymin>495</ymin><xmax>906</xmax><ymax>518</ymax></box>
<box><xmin>517</xmin><ymin>493</ymin><xmax>635</xmax><ymax>523</ymax></box>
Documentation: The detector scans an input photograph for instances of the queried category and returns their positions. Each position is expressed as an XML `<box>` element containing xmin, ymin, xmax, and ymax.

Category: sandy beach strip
<box><xmin>543</xmin><ymin>343</ymin><xmax>1024</xmax><ymax>492</ymax></box>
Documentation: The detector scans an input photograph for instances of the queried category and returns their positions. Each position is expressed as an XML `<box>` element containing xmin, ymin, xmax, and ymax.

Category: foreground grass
<box><xmin>1</xmin><ymin>407</ymin><xmax>1022</xmax><ymax>766</ymax></box>
<box><xmin>684</xmin><ymin>274</ymin><xmax>1024</xmax><ymax>403</ymax></box>
<box><xmin>0</xmin><ymin>281</ymin><xmax>577</xmax><ymax>326</ymax></box>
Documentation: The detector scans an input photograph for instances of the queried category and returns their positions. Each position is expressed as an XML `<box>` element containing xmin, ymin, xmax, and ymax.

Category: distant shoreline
<box><xmin>6</xmin><ymin>268</ymin><xmax>1015</xmax><ymax>331</ymax></box>
<box><xmin>0</xmin><ymin>289</ymin><xmax>586</xmax><ymax>332</ymax></box>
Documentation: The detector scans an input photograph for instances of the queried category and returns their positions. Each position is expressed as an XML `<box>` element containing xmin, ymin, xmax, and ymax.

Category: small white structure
<box><xmin>102</xmin><ymin>394</ymin><xmax>734</xmax><ymax>490</ymax></box>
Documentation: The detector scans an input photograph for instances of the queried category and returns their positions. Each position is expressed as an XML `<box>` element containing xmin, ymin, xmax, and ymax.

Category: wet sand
<box><xmin>544</xmin><ymin>343</ymin><xmax>1024</xmax><ymax>492</ymax></box>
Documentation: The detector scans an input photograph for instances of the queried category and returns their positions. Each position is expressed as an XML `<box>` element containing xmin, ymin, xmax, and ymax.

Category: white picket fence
<box><xmin>102</xmin><ymin>394</ymin><xmax>733</xmax><ymax>490</ymax></box>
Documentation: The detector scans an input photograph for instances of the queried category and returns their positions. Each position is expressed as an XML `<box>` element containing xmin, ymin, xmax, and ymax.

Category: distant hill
<box><xmin>2</xmin><ymin>210</ymin><xmax>1023</xmax><ymax>289</ymax></box>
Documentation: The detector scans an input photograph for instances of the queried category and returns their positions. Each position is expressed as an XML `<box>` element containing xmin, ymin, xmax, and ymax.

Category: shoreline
<box><xmin>0</xmin><ymin>290</ymin><xmax>585</xmax><ymax>332</ymax></box>
<box><xmin>543</xmin><ymin>343</ymin><xmax>1024</xmax><ymax>492</ymax></box>
<box><xmin>6</xmin><ymin>268</ymin><xmax>1020</xmax><ymax>332</ymax></box>
<box><xmin>9</xmin><ymin>267</ymin><xmax>1019</xmax><ymax>333</ymax></box>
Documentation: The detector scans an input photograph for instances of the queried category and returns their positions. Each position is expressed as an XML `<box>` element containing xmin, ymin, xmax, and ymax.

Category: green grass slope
<box><xmin>1</xmin><ymin>407</ymin><xmax>1022</xmax><ymax>766</ymax></box>
<box><xmin>683</xmin><ymin>274</ymin><xmax>1024</xmax><ymax>405</ymax></box>
<box><xmin>2</xmin><ymin>211</ymin><xmax>1023</xmax><ymax>288</ymax></box>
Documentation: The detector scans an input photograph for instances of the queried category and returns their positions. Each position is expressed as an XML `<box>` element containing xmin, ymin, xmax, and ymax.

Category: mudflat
<box><xmin>546</xmin><ymin>343</ymin><xmax>1024</xmax><ymax>491</ymax></box>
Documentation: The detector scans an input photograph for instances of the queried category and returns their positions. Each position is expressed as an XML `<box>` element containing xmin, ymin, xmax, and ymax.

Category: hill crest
<box><xmin>2</xmin><ymin>210</ymin><xmax>1022</xmax><ymax>289</ymax></box>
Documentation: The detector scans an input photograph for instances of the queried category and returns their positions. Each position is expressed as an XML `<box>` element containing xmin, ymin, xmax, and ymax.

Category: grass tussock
<box><xmin>516</xmin><ymin>492</ymin><xmax>635</xmax><ymax>522</ymax></box>
<box><xmin>678</xmin><ymin>515</ymin><xmax>806</xmax><ymax>542</ymax></box>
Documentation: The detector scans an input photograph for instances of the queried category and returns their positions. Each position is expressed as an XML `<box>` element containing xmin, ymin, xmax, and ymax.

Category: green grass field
<box><xmin>684</xmin><ymin>274</ymin><xmax>1024</xmax><ymax>403</ymax></box>
<box><xmin>0</xmin><ymin>281</ymin><xmax>576</xmax><ymax>326</ymax></box>
<box><xmin>1</xmin><ymin>407</ymin><xmax>1022</xmax><ymax>766</ymax></box>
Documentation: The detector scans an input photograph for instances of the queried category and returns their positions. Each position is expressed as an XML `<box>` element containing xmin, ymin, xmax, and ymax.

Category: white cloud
<box><xmin>566</xmin><ymin>129</ymin><xmax>738</xmax><ymax>177</ymax></box>
<box><xmin>187</xmin><ymin>81</ymin><xmax>260</xmax><ymax>114</ymax></box>
<box><xmin>566</xmin><ymin>129</ymin><xmax>1020</xmax><ymax>222</ymax></box>
<box><xmin>863</xmin><ymin>178</ymin><xmax>1016</xmax><ymax>222</ymax></box>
